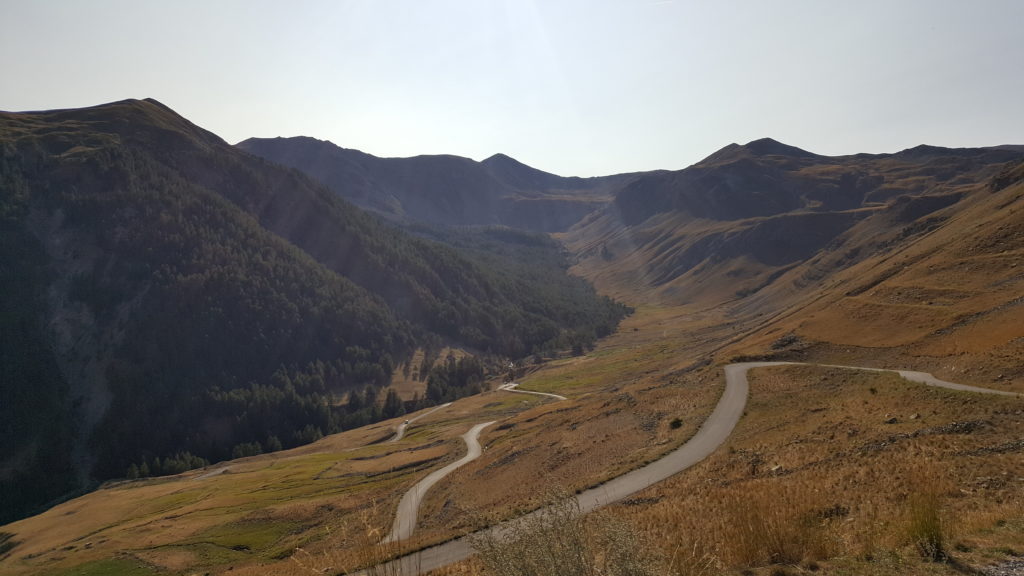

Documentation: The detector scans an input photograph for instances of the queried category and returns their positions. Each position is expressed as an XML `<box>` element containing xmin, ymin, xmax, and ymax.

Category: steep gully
<box><xmin>366</xmin><ymin>362</ymin><xmax>1019</xmax><ymax>575</ymax></box>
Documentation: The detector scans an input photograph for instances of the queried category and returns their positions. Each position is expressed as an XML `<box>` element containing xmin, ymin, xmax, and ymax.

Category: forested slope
<box><xmin>0</xmin><ymin>99</ymin><xmax>628</xmax><ymax>522</ymax></box>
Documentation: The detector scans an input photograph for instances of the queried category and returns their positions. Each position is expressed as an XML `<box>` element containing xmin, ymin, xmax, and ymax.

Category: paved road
<box><xmin>389</xmin><ymin>402</ymin><xmax>453</xmax><ymax>443</ymax></box>
<box><xmin>358</xmin><ymin>362</ymin><xmax>1020</xmax><ymax>574</ymax></box>
<box><xmin>194</xmin><ymin>467</ymin><xmax>229</xmax><ymax>480</ymax></box>
<box><xmin>384</xmin><ymin>421</ymin><xmax>496</xmax><ymax>543</ymax></box>
<box><xmin>382</xmin><ymin>384</ymin><xmax>562</xmax><ymax>543</ymax></box>
<box><xmin>498</xmin><ymin>382</ymin><xmax>567</xmax><ymax>401</ymax></box>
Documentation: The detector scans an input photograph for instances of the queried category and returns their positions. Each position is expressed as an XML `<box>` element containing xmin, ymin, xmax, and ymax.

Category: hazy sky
<box><xmin>2</xmin><ymin>0</ymin><xmax>1022</xmax><ymax>176</ymax></box>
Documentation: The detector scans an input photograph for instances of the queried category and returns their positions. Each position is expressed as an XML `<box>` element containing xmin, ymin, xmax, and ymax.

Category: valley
<box><xmin>4</xmin><ymin>341</ymin><xmax>1021</xmax><ymax>575</ymax></box>
<box><xmin>2</xmin><ymin>99</ymin><xmax>1023</xmax><ymax>576</ymax></box>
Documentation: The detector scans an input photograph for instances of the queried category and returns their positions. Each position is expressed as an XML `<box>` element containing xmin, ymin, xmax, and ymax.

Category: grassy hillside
<box><xmin>569</xmin><ymin>139</ymin><xmax>1022</xmax><ymax>304</ymax></box>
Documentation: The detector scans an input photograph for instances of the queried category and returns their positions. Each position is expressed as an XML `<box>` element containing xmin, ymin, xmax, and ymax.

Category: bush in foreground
<box><xmin>472</xmin><ymin>494</ymin><xmax>663</xmax><ymax>576</ymax></box>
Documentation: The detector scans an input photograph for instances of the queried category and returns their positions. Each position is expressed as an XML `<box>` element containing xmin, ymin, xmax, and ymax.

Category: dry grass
<box><xmin>905</xmin><ymin>488</ymin><xmax>946</xmax><ymax>562</ymax></box>
<box><xmin>0</xmin><ymin>394</ymin><xmax>533</xmax><ymax>576</ymax></box>
<box><xmin>471</xmin><ymin>493</ymin><xmax>663</xmax><ymax>576</ymax></box>
<box><xmin>414</xmin><ymin>365</ymin><xmax>721</xmax><ymax>546</ymax></box>
<box><xmin>277</xmin><ymin>503</ymin><xmax>421</xmax><ymax>576</ymax></box>
<box><xmin>613</xmin><ymin>364</ymin><xmax>1024</xmax><ymax>575</ymax></box>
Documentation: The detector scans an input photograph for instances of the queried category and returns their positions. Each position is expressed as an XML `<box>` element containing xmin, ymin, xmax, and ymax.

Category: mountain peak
<box><xmin>1</xmin><ymin>98</ymin><xmax>228</xmax><ymax>154</ymax></box>
<box><xmin>481</xmin><ymin>152</ymin><xmax>566</xmax><ymax>190</ymax></box>
<box><xmin>697</xmin><ymin>138</ymin><xmax>818</xmax><ymax>166</ymax></box>
<box><xmin>743</xmin><ymin>137</ymin><xmax>818</xmax><ymax>158</ymax></box>
<box><xmin>483</xmin><ymin>152</ymin><xmax>513</xmax><ymax>162</ymax></box>
<box><xmin>481</xmin><ymin>152</ymin><xmax>526</xmax><ymax>168</ymax></box>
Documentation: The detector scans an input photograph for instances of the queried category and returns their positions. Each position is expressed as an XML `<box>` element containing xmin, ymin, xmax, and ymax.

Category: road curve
<box><xmin>362</xmin><ymin>362</ymin><xmax>1019</xmax><ymax>574</ymax></box>
<box><xmin>384</xmin><ymin>421</ymin><xmax>496</xmax><ymax>543</ymax></box>
<box><xmin>382</xmin><ymin>386</ymin><xmax>561</xmax><ymax>543</ymax></box>
<box><xmin>498</xmin><ymin>382</ymin><xmax>568</xmax><ymax>401</ymax></box>
<box><xmin>389</xmin><ymin>402</ymin><xmax>453</xmax><ymax>443</ymax></box>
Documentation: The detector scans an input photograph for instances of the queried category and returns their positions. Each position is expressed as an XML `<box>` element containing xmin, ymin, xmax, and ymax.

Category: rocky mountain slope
<box><xmin>237</xmin><ymin>136</ymin><xmax>647</xmax><ymax>232</ymax></box>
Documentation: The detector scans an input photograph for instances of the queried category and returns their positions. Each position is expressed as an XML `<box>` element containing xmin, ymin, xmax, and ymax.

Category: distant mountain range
<box><xmin>237</xmin><ymin>136</ymin><xmax>647</xmax><ymax>232</ymax></box>
<box><xmin>568</xmin><ymin>136</ymin><xmax>1024</xmax><ymax>307</ymax></box>
<box><xmin>240</xmin><ymin>132</ymin><xmax>1024</xmax><ymax>388</ymax></box>
<box><xmin>244</xmin><ymin>133</ymin><xmax>1023</xmax><ymax>324</ymax></box>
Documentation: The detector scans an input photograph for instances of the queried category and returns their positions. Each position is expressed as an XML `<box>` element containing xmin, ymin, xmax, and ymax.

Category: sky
<box><xmin>2</xmin><ymin>0</ymin><xmax>1022</xmax><ymax>177</ymax></box>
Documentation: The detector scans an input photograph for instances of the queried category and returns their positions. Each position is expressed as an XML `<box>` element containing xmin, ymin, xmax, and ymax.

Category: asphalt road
<box><xmin>384</xmin><ymin>421</ymin><xmax>496</xmax><ymax>543</ymax></box>
<box><xmin>498</xmin><ymin>382</ymin><xmax>567</xmax><ymax>401</ymax></box>
<box><xmin>358</xmin><ymin>362</ymin><xmax>1020</xmax><ymax>574</ymax></box>
<box><xmin>389</xmin><ymin>402</ymin><xmax>453</xmax><ymax>443</ymax></box>
<box><xmin>382</xmin><ymin>385</ymin><xmax>563</xmax><ymax>543</ymax></box>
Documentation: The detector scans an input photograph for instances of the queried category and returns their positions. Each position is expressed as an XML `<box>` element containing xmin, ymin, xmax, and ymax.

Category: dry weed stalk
<box><xmin>285</xmin><ymin>501</ymin><xmax>418</xmax><ymax>576</ymax></box>
<box><xmin>471</xmin><ymin>493</ymin><xmax>663</xmax><ymax>576</ymax></box>
<box><xmin>712</xmin><ymin>482</ymin><xmax>839</xmax><ymax>567</ymax></box>
<box><xmin>901</xmin><ymin>468</ymin><xmax>953</xmax><ymax>562</ymax></box>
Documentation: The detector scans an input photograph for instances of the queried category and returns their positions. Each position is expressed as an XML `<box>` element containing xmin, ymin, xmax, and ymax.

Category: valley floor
<box><xmin>3</xmin><ymin>297</ymin><xmax>1023</xmax><ymax>576</ymax></box>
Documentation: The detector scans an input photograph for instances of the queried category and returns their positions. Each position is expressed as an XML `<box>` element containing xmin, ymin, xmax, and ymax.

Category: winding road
<box><xmin>389</xmin><ymin>402</ymin><xmax>453</xmax><ymax>443</ymax></box>
<box><xmin>362</xmin><ymin>362</ymin><xmax>1019</xmax><ymax>575</ymax></box>
<box><xmin>384</xmin><ymin>421</ymin><xmax>495</xmax><ymax>543</ymax></box>
<box><xmin>498</xmin><ymin>382</ymin><xmax>568</xmax><ymax>401</ymax></box>
<box><xmin>383</xmin><ymin>384</ymin><xmax>564</xmax><ymax>544</ymax></box>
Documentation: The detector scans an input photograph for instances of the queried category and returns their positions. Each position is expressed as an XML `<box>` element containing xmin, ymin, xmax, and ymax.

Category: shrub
<box><xmin>906</xmin><ymin>491</ymin><xmax>946</xmax><ymax>561</ymax></box>
<box><xmin>471</xmin><ymin>494</ymin><xmax>663</xmax><ymax>576</ymax></box>
<box><xmin>713</xmin><ymin>483</ymin><xmax>838</xmax><ymax>568</ymax></box>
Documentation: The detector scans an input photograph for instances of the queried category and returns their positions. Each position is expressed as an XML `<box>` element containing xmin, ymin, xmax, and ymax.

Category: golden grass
<box><xmin>611</xmin><ymin>364</ymin><xmax>1024</xmax><ymax>575</ymax></box>
<box><xmin>471</xmin><ymin>493</ymin><xmax>664</xmax><ymax>576</ymax></box>
<box><xmin>0</xmin><ymin>393</ymin><xmax>544</xmax><ymax>576</ymax></box>
<box><xmin>413</xmin><ymin>369</ymin><xmax>722</xmax><ymax>550</ymax></box>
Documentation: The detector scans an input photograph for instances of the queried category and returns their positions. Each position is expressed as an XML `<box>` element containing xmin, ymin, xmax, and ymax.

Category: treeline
<box><xmin>426</xmin><ymin>355</ymin><xmax>486</xmax><ymax>403</ymax></box>
<box><xmin>406</xmin><ymin>223</ymin><xmax>633</xmax><ymax>356</ymax></box>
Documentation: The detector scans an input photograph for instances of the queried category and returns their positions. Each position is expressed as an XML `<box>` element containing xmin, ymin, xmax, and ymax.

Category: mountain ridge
<box><xmin>568</xmin><ymin>136</ymin><xmax>1024</xmax><ymax>316</ymax></box>
<box><xmin>237</xmin><ymin>136</ymin><xmax>646</xmax><ymax>231</ymax></box>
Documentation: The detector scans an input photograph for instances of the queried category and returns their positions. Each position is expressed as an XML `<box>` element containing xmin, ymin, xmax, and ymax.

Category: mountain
<box><xmin>236</xmin><ymin>136</ymin><xmax>646</xmax><ymax>232</ymax></box>
<box><xmin>0</xmin><ymin>99</ymin><xmax>629</xmax><ymax>523</ymax></box>
<box><xmin>569</xmin><ymin>138</ymin><xmax>1024</xmax><ymax>303</ymax></box>
<box><xmin>567</xmin><ymin>138</ymin><xmax>1024</xmax><ymax>382</ymax></box>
